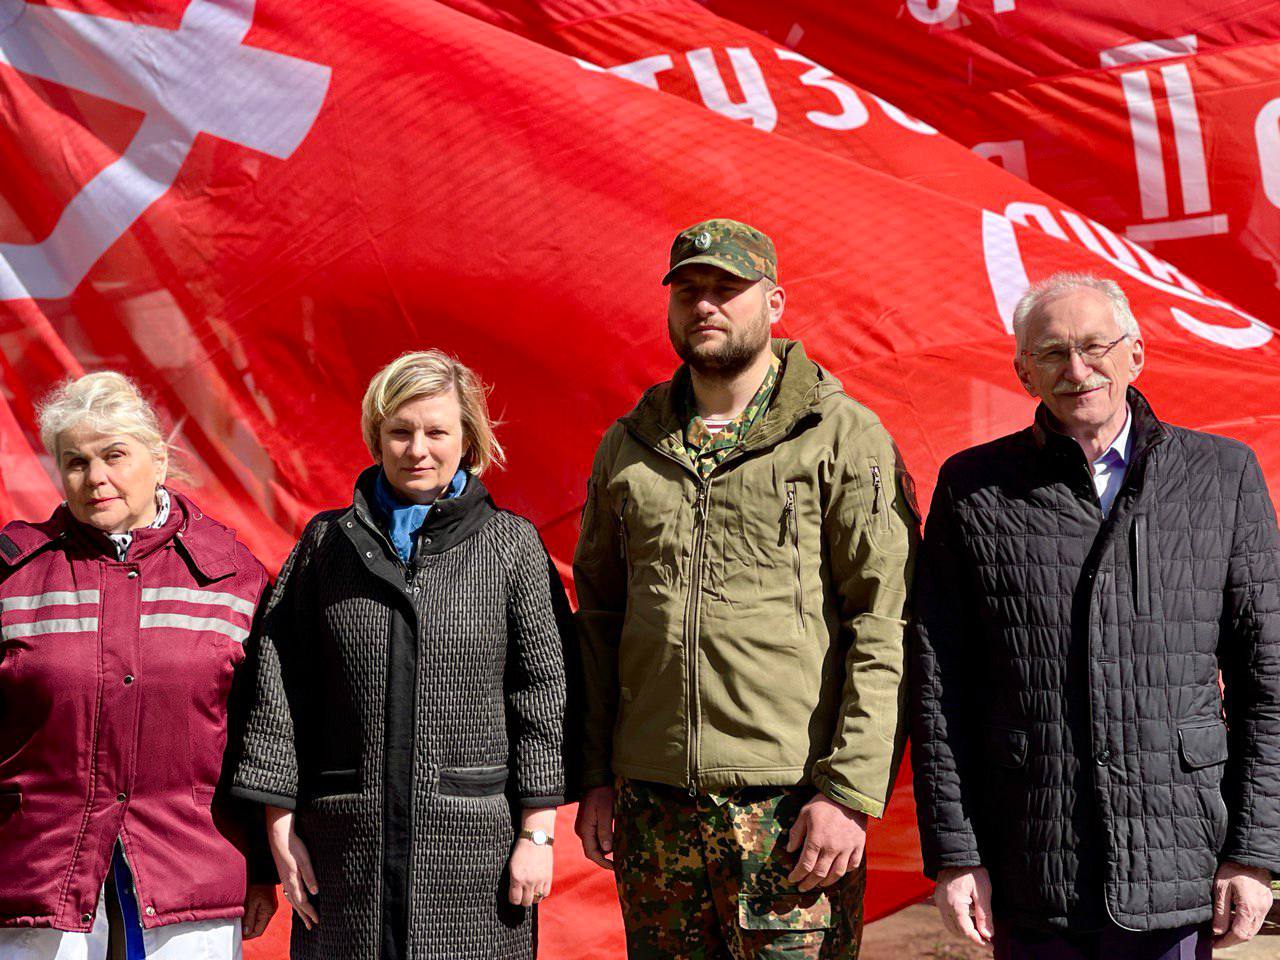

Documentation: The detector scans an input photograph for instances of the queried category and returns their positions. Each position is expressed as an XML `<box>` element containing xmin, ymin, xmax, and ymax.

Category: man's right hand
<box><xmin>574</xmin><ymin>785</ymin><xmax>616</xmax><ymax>871</ymax></box>
<box><xmin>934</xmin><ymin>866</ymin><xmax>994</xmax><ymax>949</ymax></box>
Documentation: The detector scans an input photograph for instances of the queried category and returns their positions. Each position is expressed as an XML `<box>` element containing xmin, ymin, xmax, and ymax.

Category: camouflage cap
<box><xmin>662</xmin><ymin>218</ymin><xmax>777</xmax><ymax>286</ymax></box>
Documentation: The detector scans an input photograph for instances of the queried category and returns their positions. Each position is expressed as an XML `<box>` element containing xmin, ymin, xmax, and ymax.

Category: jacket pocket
<box><xmin>1178</xmin><ymin>721</ymin><xmax>1228</xmax><ymax>770</ymax></box>
<box><xmin>438</xmin><ymin>764</ymin><xmax>509</xmax><ymax>798</ymax></box>
<box><xmin>869</xmin><ymin>459</ymin><xmax>887</xmax><ymax>534</ymax></box>
<box><xmin>738</xmin><ymin>891</ymin><xmax>832</xmax><ymax>930</ymax></box>
<box><xmin>1131</xmin><ymin>514</ymin><xmax>1151</xmax><ymax>617</ymax></box>
<box><xmin>310</xmin><ymin>768</ymin><xmax>361</xmax><ymax>799</ymax></box>
<box><xmin>984</xmin><ymin>726</ymin><xmax>1028</xmax><ymax>770</ymax></box>
<box><xmin>617</xmin><ymin>493</ymin><xmax>630</xmax><ymax>580</ymax></box>
<box><xmin>783</xmin><ymin>483</ymin><xmax>804</xmax><ymax>635</ymax></box>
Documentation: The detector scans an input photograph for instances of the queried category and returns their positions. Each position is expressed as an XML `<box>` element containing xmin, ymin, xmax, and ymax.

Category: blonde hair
<box><xmin>361</xmin><ymin>350</ymin><xmax>505</xmax><ymax>475</ymax></box>
<box><xmin>36</xmin><ymin>372</ymin><xmax>173</xmax><ymax>471</ymax></box>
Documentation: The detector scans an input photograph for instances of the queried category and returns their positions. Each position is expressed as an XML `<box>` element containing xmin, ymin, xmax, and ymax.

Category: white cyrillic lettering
<box><xmin>906</xmin><ymin>0</ymin><xmax>960</xmax><ymax>25</ymax></box>
<box><xmin>1170</xmin><ymin>308</ymin><xmax>1273</xmax><ymax>349</ymax></box>
<box><xmin>1256</xmin><ymin>98</ymin><xmax>1280</xmax><ymax>209</ymax></box>
<box><xmin>687</xmin><ymin>47</ymin><xmax>777</xmax><ymax>132</ymax></box>
<box><xmin>973</xmin><ymin>140</ymin><xmax>1029</xmax><ymax>181</ymax></box>
<box><xmin>871</xmin><ymin>95</ymin><xmax>937</xmax><ymax>135</ymax></box>
<box><xmin>573</xmin><ymin>55</ymin><xmax>674</xmax><ymax>90</ymax></box>
<box><xmin>775</xmin><ymin>49</ymin><xmax>868</xmax><ymax>131</ymax></box>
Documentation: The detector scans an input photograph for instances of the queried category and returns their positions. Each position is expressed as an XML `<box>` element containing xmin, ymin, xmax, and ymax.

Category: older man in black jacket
<box><xmin>911</xmin><ymin>271</ymin><xmax>1279</xmax><ymax>959</ymax></box>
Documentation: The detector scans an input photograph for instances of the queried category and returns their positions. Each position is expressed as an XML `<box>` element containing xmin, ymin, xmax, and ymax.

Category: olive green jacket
<box><xmin>574</xmin><ymin>339</ymin><xmax>918</xmax><ymax>816</ymax></box>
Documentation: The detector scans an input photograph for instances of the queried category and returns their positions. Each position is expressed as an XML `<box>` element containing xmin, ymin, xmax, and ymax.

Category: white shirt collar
<box><xmin>1095</xmin><ymin>406</ymin><xmax>1133</xmax><ymax>467</ymax></box>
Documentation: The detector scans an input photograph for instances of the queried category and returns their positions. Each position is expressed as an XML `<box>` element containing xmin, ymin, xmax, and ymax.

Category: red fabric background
<box><xmin>1</xmin><ymin>1</ymin><xmax>1277</xmax><ymax>955</ymax></box>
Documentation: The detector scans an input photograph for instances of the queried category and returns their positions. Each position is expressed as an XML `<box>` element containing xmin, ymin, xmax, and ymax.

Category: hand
<box><xmin>574</xmin><ymin>785</ymin><xmax>616</xmax><ymax>871</ymax></box>
<box><xmin>934</xmin><ymin>866</ymin><xmax>994</xmax><ymax>949</ymax></box>
<box><xmin>785</xmin><ymin>793</ymin><xmax>868</xmax><ymax>892</ymax></box>
<box><xmin>1212</xmin><ymin>860</ymin><xmax>1274</xmax><ymax>948</ymax></box>
<box><xmin>241</xmin><ymin>883</ymin><xmax>277</xmax><ymax>940</ymax></box>
<box><xmin>508</xmin><ymin>838</ymin><xmax>554</xmax><ymax>907</ymax></box>
<box><xmin>266</xmin><ymin>805</ymin><xmax>320</xmax><ymax>930</ymax></box>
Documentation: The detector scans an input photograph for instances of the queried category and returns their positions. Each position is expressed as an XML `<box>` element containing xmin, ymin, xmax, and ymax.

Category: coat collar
<box><xmin>0</xmin><ymin>489</ymin><xmax>239</xmax><ymax>580</ymax></box>
<box><xmin>1030</xmin><ymin>385</ymin><xmax>1167</xmax><ymax>463</ymax></box>
<box><xmin>349</xmin><ymin>464</ymin><xmax>497</xmax><ymax>564</ymax></box>
<box><xmin>620</xmin><ymin>338</ymin><xmax>840</xmax><ymax>461</ymax></box>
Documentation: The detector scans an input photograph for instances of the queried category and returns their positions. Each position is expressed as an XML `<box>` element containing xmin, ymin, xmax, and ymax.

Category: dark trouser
<box><xmin>614</xmin><ymin>779</ymin><xmax>865</xmax><ymax>960</ymax></box>
<box><xmin>993</xmin><ymin>921</ymin><xmax>1212</xmax><ymax>960</ymax></box>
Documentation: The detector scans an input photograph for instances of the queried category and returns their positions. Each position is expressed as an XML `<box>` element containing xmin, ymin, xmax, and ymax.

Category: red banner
<box><xmin>705</xmin><ymin>0</ymin><xmax>1280</xmax><ymax>322</ymax></box>
<box><xmin>1</xmin><ymin>2</ymin><xmax>1278</xmax><ymax>956</ymax></box>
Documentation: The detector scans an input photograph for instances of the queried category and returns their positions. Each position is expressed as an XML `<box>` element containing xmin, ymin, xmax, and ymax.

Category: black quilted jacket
<box><xmin>910</xmin><ymin>388</ymin><xmax>1280</xmax><ymax>932</ymax></box>
<box><xmin>231</xmin><ymin>468</ymin><xmax>570</xmax><ymax>960</ymax></box>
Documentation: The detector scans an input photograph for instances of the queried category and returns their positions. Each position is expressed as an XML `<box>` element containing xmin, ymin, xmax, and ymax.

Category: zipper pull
<box><xmin>780</xmin><ymin>488</ymin><xmax>795</xmax><ymax>546</ymax></box>
<box><xmin>870</xmin><ymin>464</ymin><xmax>883</xmax><ymax>515</ymax></box>
<box><xmin>696</xmin><ymin>484</ymin><xmax>710</xmax><ymax>521</ymax></box>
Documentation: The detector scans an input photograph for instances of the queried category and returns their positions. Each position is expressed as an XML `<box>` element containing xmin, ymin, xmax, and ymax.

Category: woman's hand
<box><xmin>266</xmin><ymin>805</ymin><xmax>320</xmax><ymax>930</ymax></box>
<box><xmin>507</xmin><ymin>839</ymin><xmax>554</xmax><ymax>908</ymax></box>
<box><xmin>241</xmin><ymin>884</ymin><xmax>278</xmax><ymax>940</ymax></box>
<box><xmin>508</xmin><ymin>806</ymin><xmax>557</xmax><ymax>907</ymax></box>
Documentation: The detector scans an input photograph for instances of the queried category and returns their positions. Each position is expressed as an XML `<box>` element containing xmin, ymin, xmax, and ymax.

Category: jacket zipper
<box><xmin>1133</xmin><ymin>514</ymin><xmax>1149</xmax><ymax>617</ymax></box>
<box><xmin>617</xmin><ymin>494</ymin><xmax>630</xmax><ymax>581</ymax></box>
<box><xmin>683</xmin><ymin>479</ymin><xmax>711</xmax><ymax>795</ymax></box>
<box><xmin>620</xmin><ymin>431</ymin><xmax>784</xmax><ymax>796</ymax></box>
<box><xmin>785</xmin><ymin>484</ymin><xmax>803</xmax><ymax>634</ymax></box>
<box><xmin>354</xmin><ymin>507</ymin><xmax>419</xmax><ymax>921</ymax></box>
<box><xmin>870</xmin><ymin>463</ymin><xmax>883</xmax><ymax>516</ymax></box>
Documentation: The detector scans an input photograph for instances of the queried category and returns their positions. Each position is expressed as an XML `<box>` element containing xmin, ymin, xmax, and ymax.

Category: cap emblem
<box><xmin>693</xmin><ymin>231</ymin><xmax>712</xmax><ymax>251</ymax></box>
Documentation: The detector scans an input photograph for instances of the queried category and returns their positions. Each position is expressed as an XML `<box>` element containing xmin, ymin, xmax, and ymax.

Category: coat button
<box><xmin>123</xmin><ymin>675</ymin><xmax>135</xmax><ymax>685</ymax></box>
<box><xmin>144</xmin><ymin>906</ymin><xmax>156</xmax><ymax>917</ymax></box>
<box><xmin>365</xmin><ymin>551</ymin><xmax>373</xmax><ymax>559</ymax></box>
<box><xmin>1096</xmin><ymin>750</ymin><xmax>1113</xmax><ymax>765</ymax></box>
<box><xmin>116</xmin><ymin>792</ymin><xmax>127</xmax><ymax>802</ymax></box>
<box><xmin>81</xmin><ymin>912</ymin><xmax>92</xmax><ymax>923</ymax></box>
<box><xmin>126</xmin><ymin>570</ymin><xmax>138</xmax><ymax>579</ymax></box>
<box><xmin>423</xmin><ymin>537</ymin><xmax>432</xmax><ymax>545</ymax></box>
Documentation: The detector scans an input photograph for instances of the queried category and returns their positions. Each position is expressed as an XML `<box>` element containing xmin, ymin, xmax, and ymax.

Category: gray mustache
<box><xmin>1054</xmin><ymin>375</ymin><xmax>1110</xmax><ymax>395</ymax></box>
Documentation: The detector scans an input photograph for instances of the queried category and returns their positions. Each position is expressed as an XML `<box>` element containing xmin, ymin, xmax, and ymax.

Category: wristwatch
<box><xmin>519</xmin><ymin>829</ymin><xmax>554</xmax><ymax>846</ymax></box>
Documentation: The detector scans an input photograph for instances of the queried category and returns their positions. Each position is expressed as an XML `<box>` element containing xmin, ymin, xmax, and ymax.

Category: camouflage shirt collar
<box><xmin>683</xmin><ymin>353</ymin><xmax>781</xmax><ymax>469</ymax></box>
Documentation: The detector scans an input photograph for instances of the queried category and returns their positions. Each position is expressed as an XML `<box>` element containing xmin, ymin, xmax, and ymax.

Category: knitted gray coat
<box><xmin>231</xmin><ymin>468</ymin><xmax>568</xmax><ymax>960</ymax></box>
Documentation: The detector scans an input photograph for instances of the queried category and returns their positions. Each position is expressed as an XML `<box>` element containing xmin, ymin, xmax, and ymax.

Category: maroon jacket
<box><xmin>0</xmin><ymin>491</ymin><xmax>268</xmax><ymax>931</ymax></box>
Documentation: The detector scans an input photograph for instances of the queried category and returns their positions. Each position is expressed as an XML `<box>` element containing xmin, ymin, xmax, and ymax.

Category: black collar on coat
<box><xmin>348</xmin><ymin>464</ymin><xmax>498</xmax><ymax>566</ymax></box>
<box><xmin>1029</xmin><ymin>385</ymin><xmax>1168</xmax><ymax>466</ymax></box>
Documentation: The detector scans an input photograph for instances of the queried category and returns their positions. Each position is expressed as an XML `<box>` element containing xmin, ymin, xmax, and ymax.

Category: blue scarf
<box><xmin>374</xmin><ymin>468</ymin><xmax>467</xmax><ymax>563</ymax></box>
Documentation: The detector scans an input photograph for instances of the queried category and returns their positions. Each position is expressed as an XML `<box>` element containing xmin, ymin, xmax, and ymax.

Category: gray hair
<box><xmin>1012</xmin><ymin>272</ymin><xmax>1140</xmax><ymax>351</ymax></box>
<box><xmin>36</xmin><ymin>371</ymin><xmax>171</xmax><ymax>467</ymax></box>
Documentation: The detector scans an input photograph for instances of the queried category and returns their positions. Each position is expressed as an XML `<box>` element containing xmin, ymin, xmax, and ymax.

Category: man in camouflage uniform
<box><xmin>574</xmin><ymin>219</ymin><xmax>918</xmax><ymax>958</ymax></box>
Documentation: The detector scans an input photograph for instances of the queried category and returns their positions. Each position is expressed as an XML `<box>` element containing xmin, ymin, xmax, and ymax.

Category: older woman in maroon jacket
<box><xmin>0</xmin><ymin>372</ymin><xmax>275</xmax><ymax>959</ymax></box>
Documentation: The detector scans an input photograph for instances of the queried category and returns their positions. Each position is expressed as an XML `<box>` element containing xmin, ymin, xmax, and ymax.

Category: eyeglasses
<box><xmin>1022</xmin><ymin>334</ymin><xmax>1130</xmax><ymax>369</ymax></box>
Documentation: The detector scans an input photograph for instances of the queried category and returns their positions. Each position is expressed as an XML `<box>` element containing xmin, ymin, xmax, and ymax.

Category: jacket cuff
<box><xmin>520</xmin><ymin>794</ymin><xmax>564</xmax><ymax>809</ymax></box>
<box><xmin>922</xmin><ymin>851</ymin><xmax>985</xmax><ymax>881</ymax></box>
<box><xmin>231</xmin><ymin>785</ymin><xmax>297</xmax><ymax>810</ymax></box>
<box><xmin>1219</xmin><ymin>850</ymin><xmax>1280</xmax><ymax>879</ymax></box>
<box><xmin>812</xmin><ymin>774</ymin><xmax>885</xmax><ymax>818</ymax></box>
<box><xmin>580</xmin><ymin>766</ymin><xmax>614</xmax><ymax>790</ymax></box>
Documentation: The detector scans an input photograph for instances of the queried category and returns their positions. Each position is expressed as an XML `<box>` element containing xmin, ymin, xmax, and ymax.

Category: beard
<box><xmin>670</xmin><ymin>302</ymin><xmax>772</xmax><ymax>377</ymax></box>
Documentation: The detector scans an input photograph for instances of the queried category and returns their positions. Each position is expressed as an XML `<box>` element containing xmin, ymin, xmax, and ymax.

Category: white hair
<box><xmin>1012</xmin><ymin>272</ymin><xmax>1140</xmax><ymax>351</ymax></box>
<box><xmin>36</xmin><ymin>371</ymin><xmax>171</xmax><ymax>467</ymax></box>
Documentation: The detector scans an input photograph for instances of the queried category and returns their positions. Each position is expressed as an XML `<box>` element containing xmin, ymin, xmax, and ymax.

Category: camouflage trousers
<box><xmin>614</xmin><ymin>779</ymin><xmax>866</xmax><ymax>960</ymax></box>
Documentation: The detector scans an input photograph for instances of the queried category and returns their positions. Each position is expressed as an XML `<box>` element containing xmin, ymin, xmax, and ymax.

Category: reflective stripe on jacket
<box><xmin>0</xmin><ymin>491</ymin><xmax>268</xmax><ymax>931</ymax></box>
